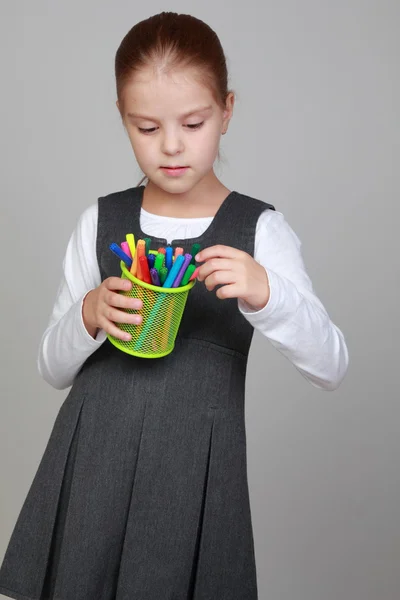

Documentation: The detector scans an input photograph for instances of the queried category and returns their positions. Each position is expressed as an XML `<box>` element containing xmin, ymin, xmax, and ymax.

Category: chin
<box><xmin>153</xmin><ymin>174</ymin><xmax>199</xmax><ymax>193</ymax></box>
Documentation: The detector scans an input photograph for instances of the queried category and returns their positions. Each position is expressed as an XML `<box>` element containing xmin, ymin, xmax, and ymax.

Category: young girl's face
<box><xmin>117</xmin><ymin>66</ymin><xmax>232</xmax><ymax>193</ymax></box>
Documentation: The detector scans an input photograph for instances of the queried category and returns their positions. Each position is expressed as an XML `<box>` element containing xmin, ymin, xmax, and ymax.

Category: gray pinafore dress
<box><xmin>0</xmin><ymin>185</ymin><xmax>275</xmax><ymax>600</ymax></box>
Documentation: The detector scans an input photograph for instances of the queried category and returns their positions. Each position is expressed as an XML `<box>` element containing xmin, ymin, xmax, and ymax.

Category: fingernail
<box><xmin>124</xmin><ymin>281</ymin><xmax>132</xmax><ymax>289</ymax></box>
<box><xmin>195</xmin><ymin>253</ymin><xmax>200</xmax><ymax>261</ymax></box>
<box><xmin>123</xmin><ymin>333</ymin><xmax>131</xmax><ymax>340</ymax></box>
<box><xmin>133</xmin><ymin>315</ymin><xmax>142</xmax><ymax>324</ymax></box>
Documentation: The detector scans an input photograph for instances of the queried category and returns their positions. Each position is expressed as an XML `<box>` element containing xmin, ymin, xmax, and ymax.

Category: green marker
<box><xmin>159</xmin><ymin>266</ymin><xmax>168</xmax><ymax>285</ymax></box>
<box><xmin>181</xmin><ymin>264</ymin><xmax>196</xmax><ymax>286</ymax></box>
<box><xmin>190</xmin><ymin>243</ymin><xmax>201</xmax><ymax>264</ymax></box>
<box><xmin>154</xmin><ymin>252</ymin><xmax>165</xmax><ymax>273</ymax></box>
<box><xmin>144</xmin><ymin>237</ymin><xmax>151</xmax><ymax>255</ymax></box>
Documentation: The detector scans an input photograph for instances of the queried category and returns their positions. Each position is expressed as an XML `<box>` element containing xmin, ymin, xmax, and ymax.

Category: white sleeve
<box><xmin>37</xmin><ymin>203</ymin><xmax>106</xmax><ymax>390</ymax></box>
<box><xmin>238</xmin><ymin>208</ymin><xmax>349</xmax><ymax>391</ymax></box>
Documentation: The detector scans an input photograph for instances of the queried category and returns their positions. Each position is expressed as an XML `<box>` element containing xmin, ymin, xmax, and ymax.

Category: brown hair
<box><xmin>115</xmin><ymin>11</ymin><xmax>233</xmax><ymax>186</ymax></box>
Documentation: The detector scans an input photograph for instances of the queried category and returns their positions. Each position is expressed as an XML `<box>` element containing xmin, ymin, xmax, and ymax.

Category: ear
<box><xmin>222</xmin><ymin>92</ymin><xmax>235</xmax><ymax>132</ymax></box>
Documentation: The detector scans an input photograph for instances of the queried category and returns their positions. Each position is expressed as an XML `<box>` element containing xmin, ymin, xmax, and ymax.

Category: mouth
<box><xmin>160</xmin><ymin>166</ymin><xmax>189</xmax><ymax>176</ymax></box>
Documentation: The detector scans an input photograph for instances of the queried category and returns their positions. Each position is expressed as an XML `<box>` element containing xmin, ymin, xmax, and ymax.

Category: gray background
<box><xmin>0</xmin><ymin>1</ymin><xmax>398</xmax><ymax>599</ymax></box>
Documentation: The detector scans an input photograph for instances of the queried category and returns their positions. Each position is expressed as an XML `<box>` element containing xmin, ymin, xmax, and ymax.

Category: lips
<box><xmin>160</xmin><ymin>166</ymin><xmax>189</xmax><ymax>176</ymax></box>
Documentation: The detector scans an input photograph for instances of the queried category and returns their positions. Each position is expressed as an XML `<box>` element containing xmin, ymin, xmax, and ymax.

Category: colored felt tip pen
<box><xmin>126</xmin><ymin>233</ymin><xmax>136</xmax><ymax>257</ymax></box>
<box><xmin>174</xmin><ymin>247</ymin><xmax>184</xmax><ymax>258</ymax></box>
<box><xmin>165</xmin><ymin>246</ymin><xmax>173</xmax><ymax>271</ymax></box>
<box><xmin>130</xmin><ymin>252</ymin><xmax>138</xmax><ymax>277</ymax></box>
<box><xmin>121</xmin><ymin>241</ymin><xmax>132</xmax><ymax>259</ymax></box>
<box><xmin>158</xmin><ymin>247</ymin><xmax>166</xmax><ymax>255</ymax></box>
<box><xmin>159</xmin><ymin>266</ymin><xmax>168</xmax><ymax>285</ymax></box>
<box><xmin>147</xmin><ymin>253</ymin><xmax>155</xmax><ymax>269</ymax></box>
<box><xmin>190</xmin><ymin>244</ymin><xmax>201</xmax><ymax>264</ymax></box>
<box><xmin>109</xmin><ymin>243</ymin><xmax>132</xmax><ymax>269</ymax></box>
<box><xmin>139</xmin><ymin>255</ymin><xmax>152</xmax><ymax>284</ymax></box>
<box><xmin>144</xmin><ymin>237</ymin><xmax>151</xmax><ymax>256</ymax></box>
<box><xmin>189</xmin><ymin>266</ymin><xmax>200</xmax><ymax>281</ymax></box>
<box><xmin>181</xmin><ymin>264</ymin><xmax>196</xmax><ymax>286</ymax></box>
<box><xmin>136</xmin><ymin>240</ymin><xmax>146</xmax><ymax>280</ymax></box>
<box><xmin>154</xmin><ymin>252</ymin><xmax>165</xmax><ymax>273</ymax></box>
<box><xmin>172</xmin><ymin>253</ymin><xmax>193</xmax><ymax>288</ymax></box>
<box><xmin>150</xmin><ymin>267</ymin><xmax>161</xmax><ymax>287</ymax></box>
<box><xmin>163</xmin><ymin>254</ymin><xmax>185</xmax><ymax>288</ymax></box>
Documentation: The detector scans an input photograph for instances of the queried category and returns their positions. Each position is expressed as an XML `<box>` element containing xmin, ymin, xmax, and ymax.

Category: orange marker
<box><xmin>129</xmin><ymin>239</ymin><xmax>138</xmax><ymax>277</ymax></box>
<box><xmin>130</xmin><ymin>251</ymin><xmax>138</xmax><ymax>277</ymax></box>
<box><xmin>136</xmin><ymin>240</ymin><xmax>146</xmax><ymax>280</ymax></box>
<box><xmin>174</xmin><ymin>247</ymin><xmax>184</xmax><ymax>258</ymax></box>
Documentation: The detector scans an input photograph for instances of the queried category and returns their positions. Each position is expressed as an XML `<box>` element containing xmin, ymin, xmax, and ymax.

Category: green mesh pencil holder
<box><xmin>107</xmin><ymin>260</ymin><xmax>196</xmax><ymax>358</ymax></box>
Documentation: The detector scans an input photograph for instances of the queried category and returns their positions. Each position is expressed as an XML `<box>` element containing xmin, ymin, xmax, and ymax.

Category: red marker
<box><xmin>139</xmin><ymin>255</ymin><xmax>152</xmax><ymax>284</ymax></box>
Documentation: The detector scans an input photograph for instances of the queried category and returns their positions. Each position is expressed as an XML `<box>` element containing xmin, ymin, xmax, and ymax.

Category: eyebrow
<box><xmin>127</xmin><ymin>105</ymin><xmax>213</xmax><ymax>120</ymax></box>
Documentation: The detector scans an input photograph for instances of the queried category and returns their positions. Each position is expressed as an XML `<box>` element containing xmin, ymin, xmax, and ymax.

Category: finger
<box><xmin>102</xmin><ymin>319</ymin><xmax>135</xmax><ymax>342</ymax></box>
<box><xmin>103</xmin><ymin>306</ymin><xmax>143</xmax><ymax>326</ymax></box>
<box><xmin>204</xmin><ymin>270</ymin><xmax>236</xmax><ymax>292</ymax></box>
<box><xmin>106</xmin><ymin>289</ymin><xmax>143</xmax><ymax>311</ymax></box>
<box><xmin>196</xmin><ymin>245</ymin><xmax>243</xmax><ymax>263</ymax></box>
<box><xmin>197</xmin><ymin>258</ymin><xmax>234</xmax><ymax>282</ymax></box>
<box><xmin>104</xmin><ymin>276</ymin><xmax>133</xmax><ymax>292</ymax></box>
<box><xmin>215</xmin><ymin>283</ymin><xmax>242</xmax><ymax>300</ymax></box>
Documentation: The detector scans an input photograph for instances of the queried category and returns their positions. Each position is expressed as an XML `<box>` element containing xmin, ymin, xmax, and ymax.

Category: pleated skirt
<box><xmin>0</xmin><ymin>338</ymin><xmax>258</xmax><ymax>599</ymax></box>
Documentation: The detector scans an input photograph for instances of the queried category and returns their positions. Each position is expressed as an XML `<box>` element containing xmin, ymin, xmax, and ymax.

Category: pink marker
<box><xmin>121</xmin><ymin>241</ymin><xmax>132</xmax><ymax>259</ymax></box>
<box><xmin>189</xmin><ymin>266</ymin><xmax>200</xmax><ymax>281</ymax></box>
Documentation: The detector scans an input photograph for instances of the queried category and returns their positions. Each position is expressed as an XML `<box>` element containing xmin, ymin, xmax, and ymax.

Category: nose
<box><xmin>160</xmin><ymin>127</ymin><xmax>184</xmax><ymax>156</ymax></box>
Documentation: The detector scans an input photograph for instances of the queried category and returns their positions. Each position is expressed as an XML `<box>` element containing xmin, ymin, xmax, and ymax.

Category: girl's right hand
<box><xmin>82</xmin><ymin>277</ymin><xmax>142</xmax><ymax>341</ymax></box>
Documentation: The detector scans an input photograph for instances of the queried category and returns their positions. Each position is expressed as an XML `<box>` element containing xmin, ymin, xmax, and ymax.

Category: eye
<box><xmin>137</xmin><ymin>121</ymin><xmax>204</xmax><ymax>135</ymax></box>
<box><xmin>138</xmin><ymin>127</ymin><xmax>158</xmax><ymax>134</ymax></box>
<box><xmin>185</xmin><ymin>122</ymin><xmax>204</xmax><ymax>130</ymax></box>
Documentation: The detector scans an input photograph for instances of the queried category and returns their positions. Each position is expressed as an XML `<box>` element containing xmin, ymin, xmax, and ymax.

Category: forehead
<box><xmin>122</xmin><ymin>66</ymin><xmax>217</xmax><ymax>116</ymax></box>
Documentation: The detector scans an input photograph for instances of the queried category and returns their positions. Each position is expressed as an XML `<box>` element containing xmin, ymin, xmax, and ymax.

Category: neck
<box><xmin>142</xmin><ymin>173</ymin><xmax>231</xmax><ymax>218</ymax></box>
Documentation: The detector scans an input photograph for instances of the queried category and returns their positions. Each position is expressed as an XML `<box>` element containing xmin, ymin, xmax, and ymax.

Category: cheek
<box><xmin>128</xmin><ymin>134</ymin><xmax>154</xmax><ymax>165</ymax></box>
<box><xmin>196</xmin><ymin>129</ymin><xmax>220</xmax><ymax>162</ymax></box>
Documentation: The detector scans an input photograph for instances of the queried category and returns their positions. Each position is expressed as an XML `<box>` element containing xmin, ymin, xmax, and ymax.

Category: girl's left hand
<box><xmin>195</xmin><ymin>245</ymin><xmax>270</xmax><ymax>311</ymax></box>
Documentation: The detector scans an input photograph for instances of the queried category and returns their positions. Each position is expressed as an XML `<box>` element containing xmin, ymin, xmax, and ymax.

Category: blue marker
<box><xmin>147</xmin><ymin>253</ymin><xmax>155</xmax><ymax>269</ymax></box>
<box><xmin>165</xmin><ymin>246</ymin><xmax>173</xmax><ymax>272</ymax></box>
<box><xmin>109</xmin><ymin>243</ymin><xmax>132</xmax><ymax>268</ymax></box>
<box><xmin>163</xmin><ymin>254</ymin><xmax>185</xmax><ymax>288</ymax></box>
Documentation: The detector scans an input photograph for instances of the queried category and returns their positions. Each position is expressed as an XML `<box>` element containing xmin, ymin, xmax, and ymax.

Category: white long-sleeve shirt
<box><xmin>37</xmin><ymin>203</ymin><xmax>349</xmax><ymax>391</ymax></box>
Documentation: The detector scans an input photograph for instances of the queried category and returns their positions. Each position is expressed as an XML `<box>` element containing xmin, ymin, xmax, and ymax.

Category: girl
<box><xmin>0</xmin><ymin>11</ymin><xmax>349</xmax><ymax>600</ymax></box>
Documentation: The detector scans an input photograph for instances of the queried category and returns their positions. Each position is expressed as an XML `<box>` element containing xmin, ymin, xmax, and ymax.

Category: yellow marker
<box><xmin>127</xmin><ymin>234</ymin><xmax>137</xmax><ymax>277</ymax></box>
<box><xmin>126</xmin><ymin>233</ymin><xmax>136</xmax><ymax>257</ymax></box>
